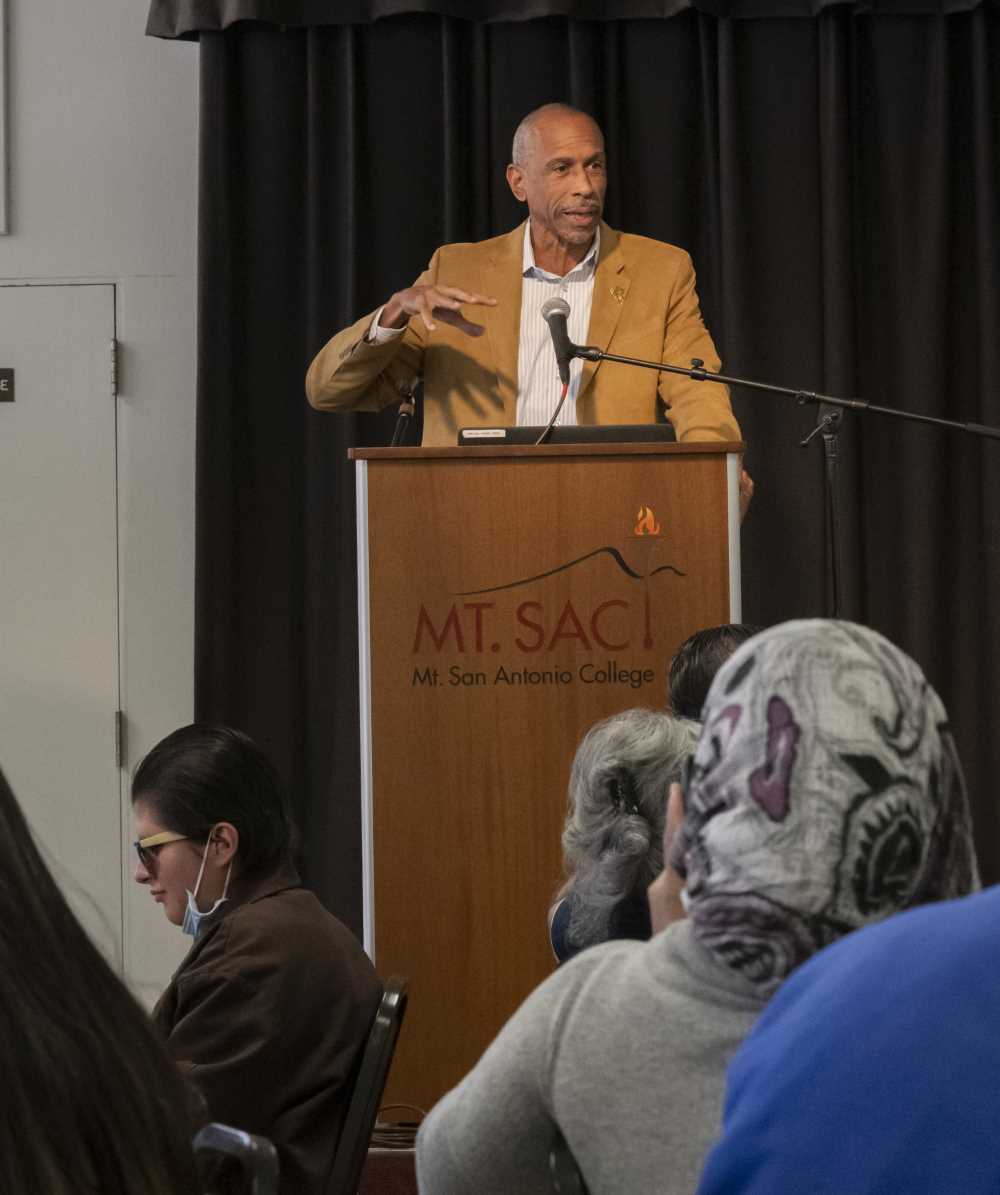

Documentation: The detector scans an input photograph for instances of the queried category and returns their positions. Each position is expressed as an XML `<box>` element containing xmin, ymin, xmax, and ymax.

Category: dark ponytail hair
<box><xmin>132</xmin><ymin>723</ymin><xmax>295</xmax><ymax>877</ymax></box>
<box><xmin>0</xmin><ymin>766</ymin><xmax>197</xmax><ymax>1194</ymax></box>
<box><xmin>668</xmin><ymin>623</ymin><xmax>762</xmax><ymax>720</ymax></box>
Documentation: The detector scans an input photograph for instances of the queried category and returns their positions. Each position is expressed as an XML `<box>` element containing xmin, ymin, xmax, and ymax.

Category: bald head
<box><xmin>511</xmin><ymin>104</ymin><xmax>604</xmax><ymax>168</ymax></box>
<box><xmin>506</xmin><ymin>103</ymin><xmax>607</xmax><ymax>271</ymax></box>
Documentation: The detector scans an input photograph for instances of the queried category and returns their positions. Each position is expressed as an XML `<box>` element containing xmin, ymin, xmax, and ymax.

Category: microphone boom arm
<box><xmin>569</xmin><ymin>343</ymin><xmax>1000</xmax><ymax>440</ymax></box>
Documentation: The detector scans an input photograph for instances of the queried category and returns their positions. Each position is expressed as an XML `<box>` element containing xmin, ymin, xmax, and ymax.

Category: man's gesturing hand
<box><xmin>380</xmin><ymin>285</ymin><xmax>498</xmax><ymax>337</ymax></box>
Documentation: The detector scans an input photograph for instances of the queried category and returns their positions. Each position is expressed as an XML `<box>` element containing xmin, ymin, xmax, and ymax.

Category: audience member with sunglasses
<box><xmin>133</xmin><ymin>724</ymin><xmax>382</xmax><ymax>1195</ymax></box>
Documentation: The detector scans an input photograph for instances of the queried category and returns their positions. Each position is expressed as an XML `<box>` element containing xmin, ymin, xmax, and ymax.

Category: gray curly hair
<box><xmin>560</xmin><ymin>708</ymin><xmax>699</xmax><ymax>950</ymax></box>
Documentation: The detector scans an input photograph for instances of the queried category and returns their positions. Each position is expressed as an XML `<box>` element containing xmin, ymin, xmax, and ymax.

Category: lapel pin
<box><xmin>611</xmin><ymin>286</ymin><xmax>626</xmax><ymax>304</ymax></box>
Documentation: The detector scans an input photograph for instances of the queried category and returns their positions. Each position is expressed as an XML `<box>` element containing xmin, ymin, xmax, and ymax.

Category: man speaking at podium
<box><xmin>306</xmin><ymin>103</ymin><xmax>741</xmax><ymax>450</ymax></box>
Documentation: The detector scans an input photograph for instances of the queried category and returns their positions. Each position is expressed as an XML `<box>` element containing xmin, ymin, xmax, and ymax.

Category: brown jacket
<box><xmin>153</xmin><ymin>861</ymin><xmax>382</xmax><ymax>1195</ymax></box>
<box><xmin>305</xmin><ymin>222</ymin><xmax>741</xmax><ymax>447</ymax></box>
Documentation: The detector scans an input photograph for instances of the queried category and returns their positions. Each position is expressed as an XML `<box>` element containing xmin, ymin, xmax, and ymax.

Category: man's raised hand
<box><xmin>381</xmin><ymin>284</ymin><xmax>498</xmax><ymax>337</ymax></box>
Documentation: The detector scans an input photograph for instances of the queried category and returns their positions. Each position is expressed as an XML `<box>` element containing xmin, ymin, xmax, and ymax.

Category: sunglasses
<box><xmin>134</xmin><ymin>830</ymin><xmax>190</xmax><ymax>874</ymax></box>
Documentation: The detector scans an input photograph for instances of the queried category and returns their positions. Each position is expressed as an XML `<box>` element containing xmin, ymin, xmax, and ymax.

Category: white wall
<box><xmin>1</xmin><ymin>0</ymin><xmax>199</xmax><ymax>998</ymax></box>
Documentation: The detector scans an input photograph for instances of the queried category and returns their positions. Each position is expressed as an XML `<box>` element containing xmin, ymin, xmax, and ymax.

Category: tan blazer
<box><xmin>306</xmin><ymin>222</ymin><xmax>740</xmax><ymax>447</ymax></box>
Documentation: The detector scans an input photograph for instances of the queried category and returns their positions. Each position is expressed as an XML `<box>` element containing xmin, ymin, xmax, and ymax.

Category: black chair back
<box><xmin>549</xmin><ymin>1128</ymin><xmax>590</xmax><ymax>1195</ymax></box>
<box><xmin>194</xmin><ymin>1122</ymin><xmax>280</xmax><ymax>1195</ymax></box>
<box><xmin>326</xmin><ymin>975</ymin><xmax>409</xmax><ymax>1195</ymax></box>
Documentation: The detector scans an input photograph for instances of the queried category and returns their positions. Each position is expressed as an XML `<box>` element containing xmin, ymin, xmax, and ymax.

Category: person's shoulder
<box><xmin>746</xmin><ymin>889</ymin><xmax>998</xmax><ymax>1054</ymax></box>
<box><xmin>610</xmin><ymin>227</ymin><xmax>693</xmax><ymax>270</ymax></box>
<box><xmin>498</xmin><ymin>937</ymin><xmax>645</xmax><ymax>1051</ymax></box>
<box><xmin>551</xmin><ymin>936</ymin><xmax>648</xmax><ymax>1003</ymax></box>
<box><xmin>434</xmin><ymin>226</ymin><xmax>521</xmax><ymax>265</ymax></box>
<box><xmin>561</xmin><ymin>921</ymin><xmax>760</xmax><ymax>1012</ymax></box>
<box><xmin>527</xmin><ymin>934</ymin><xmax>706</xmax><ymax>1056</ymax></box>
<box><xmin>222</xmin><ymin>885</ymin><xmax>375</xmax><ymax>979</ymax></box>
<box><xmin>528</xmin><ymin>936</ymin><xmax>643</xmax><ymax>1002</ymax></box>
<box><xmin>800</xmin><ymin>887</ymin><xmax>1000</xmax><ymax>989</ymax></box>
<box><xmin>233</xmin><ymin>884</ymin><xmax>351</xmax><ymax>940</ymax></box>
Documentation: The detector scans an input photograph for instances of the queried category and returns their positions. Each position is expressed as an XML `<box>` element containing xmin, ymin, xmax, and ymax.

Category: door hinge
<box><xmin>109</xmin><ymin>338</ymin><xmax>118</xmax><ymax>397</ymax></box>
<box><xmin>115</xmin><ymin>709</ymin><xmax>125</xmax><ymax>770</ymax></box>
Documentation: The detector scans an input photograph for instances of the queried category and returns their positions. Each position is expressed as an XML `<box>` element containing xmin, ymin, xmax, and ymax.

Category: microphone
<box><xmin>541</xmin><ymin>297</ymin><xmax>573</xmax><ymax>385</ymax></box>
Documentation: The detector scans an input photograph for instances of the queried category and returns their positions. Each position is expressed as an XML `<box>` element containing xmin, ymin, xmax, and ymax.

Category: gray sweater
<box><xmin>415</xmin><ymin>920</ymin><xmax>768</xmax><ymax>1195</ymax></box>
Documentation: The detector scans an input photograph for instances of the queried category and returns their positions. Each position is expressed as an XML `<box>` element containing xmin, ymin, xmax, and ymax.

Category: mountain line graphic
<box><xmin>453</xmin><ymin>546</ymin><xmax>686</xmax><ymax>597</ymax></box>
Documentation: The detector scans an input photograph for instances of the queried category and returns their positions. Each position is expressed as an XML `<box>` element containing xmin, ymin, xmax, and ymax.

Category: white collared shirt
<box><xmin>516</xmin><ymin>224</ymin><xmax>599</xmax><ymax>427</ymax></box>
<box><xmin>370</xmin><ymin>224</ymin><xmax>600</xmax><ymax>428</ymax></box>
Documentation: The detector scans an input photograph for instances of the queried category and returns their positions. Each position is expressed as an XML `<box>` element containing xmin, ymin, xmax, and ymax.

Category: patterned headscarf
<box><xmin>672</xmin><ymin>619</ymin><xmax>979</xmax><ymax>995</ymax></box>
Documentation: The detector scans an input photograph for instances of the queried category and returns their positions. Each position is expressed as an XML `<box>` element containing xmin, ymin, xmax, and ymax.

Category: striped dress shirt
<box><xmin>370</xmin><ymin>224</ymin><xmax>600</xmax><ymax>428</ymax></box>
<box><xmin>516</xmin><ymin>225</ymin><xmax>599</xmax><ymax>427</ymax></box>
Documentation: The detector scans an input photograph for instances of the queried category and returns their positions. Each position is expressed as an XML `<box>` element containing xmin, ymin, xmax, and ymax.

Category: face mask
<box><xmin>182</xmin><ymin>830</ymin><xmax>233</xmax><ymax>938</ymax></box>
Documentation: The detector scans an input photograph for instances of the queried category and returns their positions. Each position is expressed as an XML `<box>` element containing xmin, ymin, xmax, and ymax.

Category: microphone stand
<box><xmin>570</xmin><ymin>343</ymin><xmax>1000</xmax><ymax>440</ymax></box>
<box><xmin>568</xmin><ymin>340</ymin><xmax>1000</xmax><ymax>618</ymax></box>
<box><xmin>801</xmin><ymin>407</ymin><xmax>843</xmax><ymax>616</ymax></box>
<box><xmin>390</xmin><ymin>378</ymin><xmax>421</xmax><ymax>447</ymax></box>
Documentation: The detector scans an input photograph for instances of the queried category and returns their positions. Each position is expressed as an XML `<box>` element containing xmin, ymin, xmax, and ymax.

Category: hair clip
<box><xmin>613</xmin><ymin>771</ymin><xmax>640</xmax><ymax>816</ymax></box>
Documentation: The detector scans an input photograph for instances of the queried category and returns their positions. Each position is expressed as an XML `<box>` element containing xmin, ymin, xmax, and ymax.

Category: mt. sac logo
<box><xmin>411</xmin><ymin>504</ymin><xmax>686</xmax><ymax>659</ymax></box>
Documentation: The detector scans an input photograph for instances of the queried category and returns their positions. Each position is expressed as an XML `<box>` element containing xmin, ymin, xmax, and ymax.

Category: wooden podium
<box><xmin>350</xmin><ymin>441</ymin><xmax>743</xmax><ymax>1110</ymax></box>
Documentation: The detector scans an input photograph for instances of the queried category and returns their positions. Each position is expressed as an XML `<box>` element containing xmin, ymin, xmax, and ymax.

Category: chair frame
<box><xmin>326</xmin><ymin>975</ymin><xmax>409</xmax><ymax>1195</ymax></box>
<box><xmin>193</xmin><ymin>1122</ymin><xmax>280</xmax><ymax>1195</ymax></box>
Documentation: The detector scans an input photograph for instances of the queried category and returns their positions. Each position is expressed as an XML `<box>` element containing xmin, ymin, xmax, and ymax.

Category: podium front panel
<box><xmin>354</xmin><ymin>446</ymin><xmax>739</xmax><ymax>1109</ymax></box>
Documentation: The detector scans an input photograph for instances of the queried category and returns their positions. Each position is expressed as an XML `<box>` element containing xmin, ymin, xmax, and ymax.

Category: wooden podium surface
<box><xmin>350</xmin><ymin>442</ymin><xmax>742</xmax><ymax>1110</ymax></box>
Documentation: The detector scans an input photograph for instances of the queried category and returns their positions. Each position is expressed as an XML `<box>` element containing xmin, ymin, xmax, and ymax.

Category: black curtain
<box><xmin>190</xmin><ymin>9</ymin><xmax>1000</xmax><ymax>932</ymax></box>
<box><xmin>148</xmin><ymin>0</ymin><xmax>996</xmax><ymax>39</ymax></box>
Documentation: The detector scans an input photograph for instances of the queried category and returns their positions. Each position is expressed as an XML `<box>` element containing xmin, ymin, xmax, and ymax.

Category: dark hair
<box><xmin>132</xmin><ymin>723</ymin><xmax>295</xmax><ymax>877</ymax></box>
<box><xmin>668</xmin><ymin>624</ymin><xmax>762</xmax><ymax>720</ymax></box>
<box><xmin>0</xmin><ymin>766</ymin><xmax>197</xmax><ymax>1194</ymax></box>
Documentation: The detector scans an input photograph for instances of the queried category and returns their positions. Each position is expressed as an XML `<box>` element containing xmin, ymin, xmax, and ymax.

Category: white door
<box><xmin>0</xmin><ymin>282</ymin><xmax>122</xmax><ymax>962</ymax></box>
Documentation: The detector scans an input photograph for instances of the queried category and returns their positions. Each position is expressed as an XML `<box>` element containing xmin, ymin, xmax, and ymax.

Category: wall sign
<box><xmin>0</xmin><ymin>369</ymin><xmax>13</xmax><ymax>401</ymax></box>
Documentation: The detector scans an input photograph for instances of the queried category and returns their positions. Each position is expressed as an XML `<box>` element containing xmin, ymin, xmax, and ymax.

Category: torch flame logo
<box><xmin>634</xmin><ymin>506</ymin><xmax>661</xmax><ymax>536</ymax></box>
